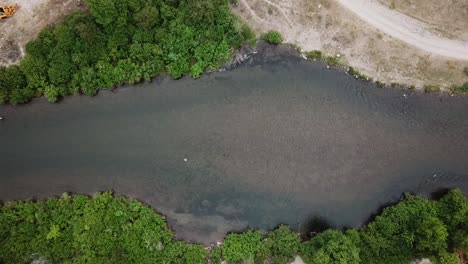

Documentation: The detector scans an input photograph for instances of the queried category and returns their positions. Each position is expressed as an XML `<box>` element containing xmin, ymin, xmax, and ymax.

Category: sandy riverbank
<box><xmin>230</xmin><ymin>0</ymin><xmax>468</xmax><ymax>91</ymax></box>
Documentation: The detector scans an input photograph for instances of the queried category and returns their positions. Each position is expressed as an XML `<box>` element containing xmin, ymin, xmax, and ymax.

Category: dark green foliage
<box><xmin>0</xmin><ymin>66</ymin><xmax>28</xmax><ymax>104</ymax></box>
<box><xmin>1</xmin><ymin>190</ymin><xmax>466</xmax><ymax>263</ymax></box>
<box><xmin>452</xmin><ymin>82</ymin><xmax>468</xmax><ymax>93</ymax></box>
<box><xmin>302</xmin><ymin>230</ymin><xmax>361</xmax><ymax>264</ymax></box>
<box><xmin>437</xmin><ymin>189</ymin><xmax>468</xmax><ymax>253</ymax></box>
<box><xmin>240</xmin><ymin>24</ymin><xmax>257</xmax><ymax>47</ymax></box>
<box><xmin>222</xmin><ymin>230</ymin><xmax>264</xmax><ymax>263</ymax></box>
<box><xmin>0</xmin><ymin>0</ymin><xmax>245</xmax><ymax>104</ymax></box>
<box><xmin>0</xmin><ymin>192</ymin><xmax>207</xmax><ymax>264</ymax></box>
<box><xmin>262</xmin><ymin>31</ymin><xmax>283</xmax><ymax>45</ymax></box>
<box><xmin>463</xmin><ymin>67</ymin><xmax>468</xmax><ymax>76</ymax></box>
<box><xmin>209</xmin><ymin>246</ymin><xmax>223</xmax><ymax>264</ymax></box>
<box><xmin>360</xmin><ymin>194</ymin><xmax>450</xmax><ymax>263</ymax></box>
<box><xmin>264</xmin><ymin>225</ymin><xmax>301</xmax><ymax>263</ymax></box>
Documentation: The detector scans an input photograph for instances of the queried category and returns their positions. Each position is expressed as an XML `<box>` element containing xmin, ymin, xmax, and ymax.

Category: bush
<box><xmin>301</xmin><ymin>230</ymin><xmax>361</xmax><ymax>264</ymax></box>
<box><xmin>452</xmin><ymin>82</ymin><xmax>468</xmax><ymax>93</ymax></box>
<box><xmin>264</xmin><ymin>225</ymin><xmax>301</xmax><ymax>263</ymax></box>
<box><xmin>360</xmin><ymin>194</ymin><xmax>450</xmax><ymax>263</ymax></box>
<box><xmin>305</xmin><ymin>50</ymin><xmax>323</xmax><ymax>60</ymax></box>
<box><xmin>262</xmin><ymin>31</ymin><xmax>283</xmax><ymax>45</ymax></box>
<box><xmin>222</xmin><ymin>230</ymin><xmax>264</xmax><ymax>263</ymax></box>
<box><xmin>463</xmin><ymin>67</ymin><xmax>468</xmax><ymax>76</ymax></box>
<box><xmin>241</xmin><ymin>24</ymin><xmax>257</xmax><ymax>47</ymax></box>
<box><xmin>424</xmin><ymin>85</ymin><xmax>441</xmax><ymax>93</ymax></box>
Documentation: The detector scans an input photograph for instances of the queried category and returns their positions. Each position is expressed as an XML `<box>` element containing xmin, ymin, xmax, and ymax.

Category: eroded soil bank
<box><xmin>1</xmin><ymin>45</ymin><xmax>467</xmax><ymax>244</ymax></box>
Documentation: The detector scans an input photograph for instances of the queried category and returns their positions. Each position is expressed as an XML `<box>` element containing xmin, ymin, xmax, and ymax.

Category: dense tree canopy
<box><xmin>0</xmin><ymin>190</ymin><xmax>466</xmax><ymax>263</ymax></box>
<box><xmin>0</xmin><ymin>0</ymin><xmax>255</xmax><ymax>104</ymax></box>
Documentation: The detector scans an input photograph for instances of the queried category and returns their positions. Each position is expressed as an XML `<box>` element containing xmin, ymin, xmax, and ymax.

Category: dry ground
<box><xmin>379</xmin><ymin>0</ymin><xmax>468</xmax><ymax>40</ymax></box>
<box><xmin>231</xmin><ymin>0</ymin><xmax>468</xmax><ymax>90</ymax></box>
<box><xmin>0</xmin><ymin>0</ymin><xmax>84</xmax><ymax>66</ymax></box>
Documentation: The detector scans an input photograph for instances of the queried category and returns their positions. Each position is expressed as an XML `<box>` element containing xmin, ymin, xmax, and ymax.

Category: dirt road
<box><xmin>336</xmin><ymin>0</ymin><xmax>468</xmax><ymax>61</ymax></box>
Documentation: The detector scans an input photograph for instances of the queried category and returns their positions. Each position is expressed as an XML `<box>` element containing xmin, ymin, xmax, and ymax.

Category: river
<box><xmin>1</xmin><ymin>45</ymin><xmax>467</xmax><ymax>244</ymax></box>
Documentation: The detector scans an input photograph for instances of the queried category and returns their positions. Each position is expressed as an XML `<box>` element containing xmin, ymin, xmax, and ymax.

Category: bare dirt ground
<box><xmin>336</xmin><ymin>0</ymin><xmax>468</xmax><ymax>60</ymax></box>
<box><xmin>231</xmin><ymin>0</ymin><xmax>468</xmax><ymax>90</ymax></box>
<box><xmin>379</xmin><ymin>0</ymin><xmax>468</xmax><ymax>40</ymax></box>
<box><xmin>0</xmin><ymin>0</ymin><xmax>84</xmax><ymax>66</ymax></box>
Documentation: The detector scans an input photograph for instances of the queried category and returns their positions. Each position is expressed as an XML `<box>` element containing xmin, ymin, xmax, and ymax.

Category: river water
<box><xmin>1</xmin><ymin>45</ymin><xmax>467</xmax><ymax>244</ymax></box>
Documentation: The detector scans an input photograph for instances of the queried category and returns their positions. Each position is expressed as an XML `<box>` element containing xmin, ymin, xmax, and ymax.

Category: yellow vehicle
<box><xmin>0</xmin><ymin>5</ymin><xmax>17</xmax><ymax>19</ymax></box>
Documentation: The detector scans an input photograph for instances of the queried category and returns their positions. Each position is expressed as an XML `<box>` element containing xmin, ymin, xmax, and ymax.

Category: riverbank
<box><xmin>230</xmin><ymin>0</ymin><xmax>468</xmax><ymax>92</ymax></box>
<box><xmin>1</xmin><ymin>0</ymin><xmax>468</xmax><ymax>101</ymax></box>
<box><xmin>0</xmin><ymin>190</ymin><xmax>466</xmax><ymax>263</ymax></box>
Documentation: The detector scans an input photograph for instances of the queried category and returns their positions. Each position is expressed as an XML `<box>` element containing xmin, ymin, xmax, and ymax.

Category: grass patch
<box><xmin>347</xmin><ymin>67</ymin><xmax>372</xmax><ymax>81</ymax></box>
<box><xmin>262</xmin><ymin>31</ymin><xmax>283</xmax><ymax>45</ymax></box>
<box><xmin>424</xmin><ymin>85</ymin><xmax>441</xmax><ymax>93</ymax></box>
<box><xmin>451</xmin><ymin>82</ymin><xmax>468</xmax><ymax>93</ymax></box>
<box><xmin>305</xmin><ymin>50</ymin><xmax>323</xmax><ymax>60</ymax></box>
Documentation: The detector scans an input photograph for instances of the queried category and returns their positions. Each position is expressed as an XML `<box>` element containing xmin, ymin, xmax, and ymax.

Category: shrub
<box><xmin>301</xmin><ymin>230</ymin><xmax>361</xmax><ymax>264</ymax></box>
<box><xmin>424</xmin><ymin>85</ymin><xmax>441</xmax><ymax>93</ymax></box>
<box><xmin>463</xmin><ymin>67</ymin><xmax>468</xmax><ymax>76</ymax></box>
<box><xmin>264</xmin><ymin>225</ymin><xmax>301</xmax><ymax>263</ymax></box>
<box><xmin>452</xmin><ymin>82</ymin><xmax>468</xmax><ymax>93</ymax></box>
<box><xmin>360</xmin><ymin>194</ymin><xmax>444</xmax><ymax>263</ymax></box>
<box><xmin>44</xmin><ymin>85</ymin><xmax>60</xmax><ymax>103</ymax></box>
<box><xmin>222</xmin><ymin>230</ymin><xmax>264</xmax><ymax>263</ymax></box>
<box><xmin>262</xmin><ymin>31</ymin><xmax>283</xmax><ymax>45</ymax></box>
<box><xmin>432</xmin><ymin>251</ymin><xmax>460</xmax><ymax>264</ymax></box>
<box><xmin>241</xmin><ymin>24</ymin><xmax>257</xmax><ymax>47</ymax></box>
<box><xmin>305</xmin><ymin>50</ymin><xmax>323</xmax><ymax>60</ymax></box>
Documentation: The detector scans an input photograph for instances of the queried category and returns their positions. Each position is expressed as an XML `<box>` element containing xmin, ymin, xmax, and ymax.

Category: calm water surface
<box><xmin>1</xmin><ymin>46</ymin><xmax>467</xmax><ymax>243</ymax></box>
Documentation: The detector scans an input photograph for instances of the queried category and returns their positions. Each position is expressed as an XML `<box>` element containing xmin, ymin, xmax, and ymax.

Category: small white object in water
<box><xmin>403</xmin><ymin>94</ymin><xmax>408</xmax><ymax>98</ymax></box>
<box><xmin>183</xmin><ymin>158</ymin><xmax>188</xmax><ymax>162</ymax></box>
<box><xmin>0</xmin><ymin>117</ymin><xmax>3</xmax><ymax>120</ymax></box>
<box><xmin>301</xmin><ymin>54</ymin><xmax>307</xmax><ymax>60</ymax></box>
<box><xmin>327</xmin><ymin>65</ymin><xmax>330</xmax><ymax>69</ymax></box>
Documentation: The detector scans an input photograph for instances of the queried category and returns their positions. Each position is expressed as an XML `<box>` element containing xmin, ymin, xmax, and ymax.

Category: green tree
<box><xmin>222</xmin><ymin>230</ymin><xmax>264</xmax><ymax>263</ymax></box>
<box><xmin>414</xmin><ymin>217</ymin><xmax>448</xmax><ymax>255</ymax></box>
<box><xmin>264</xmin><ymin>225</ymin><xmax>301</xmax><ymax>263</ymax></box>
<box><xmin>84</xmin><ymin>0</ymin><xmax>123</xmax><ymax>27</ymax></box>
<box><xmin>134</xmin><ymin>4</ymin><xmax>160</xmax><ymax>30</ymax></box>
<box><xmin>302</xmin><ymin>230</ymin><xmax>361</xmax><ymax>264</ymax></box>
<box><xmin>44</xmin><ymin>85</ymin><xmax>60</xmax><ymax>103</ymax></box>
<box><xmin>0</xmin><ymin>66</ymin><xmax>27</xmax><ymax>103</ymax></box>
<box><xmin>437</xmin><ymin>189</ymin><xmax>468</xmax><ymax>233</ymax></box>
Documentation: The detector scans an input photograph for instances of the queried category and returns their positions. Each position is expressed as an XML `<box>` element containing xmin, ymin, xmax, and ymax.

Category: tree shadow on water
<box><xmin>299</xmin><ymin>215</ymin><xmax>333</xmax><ymax>241</ymax></box>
